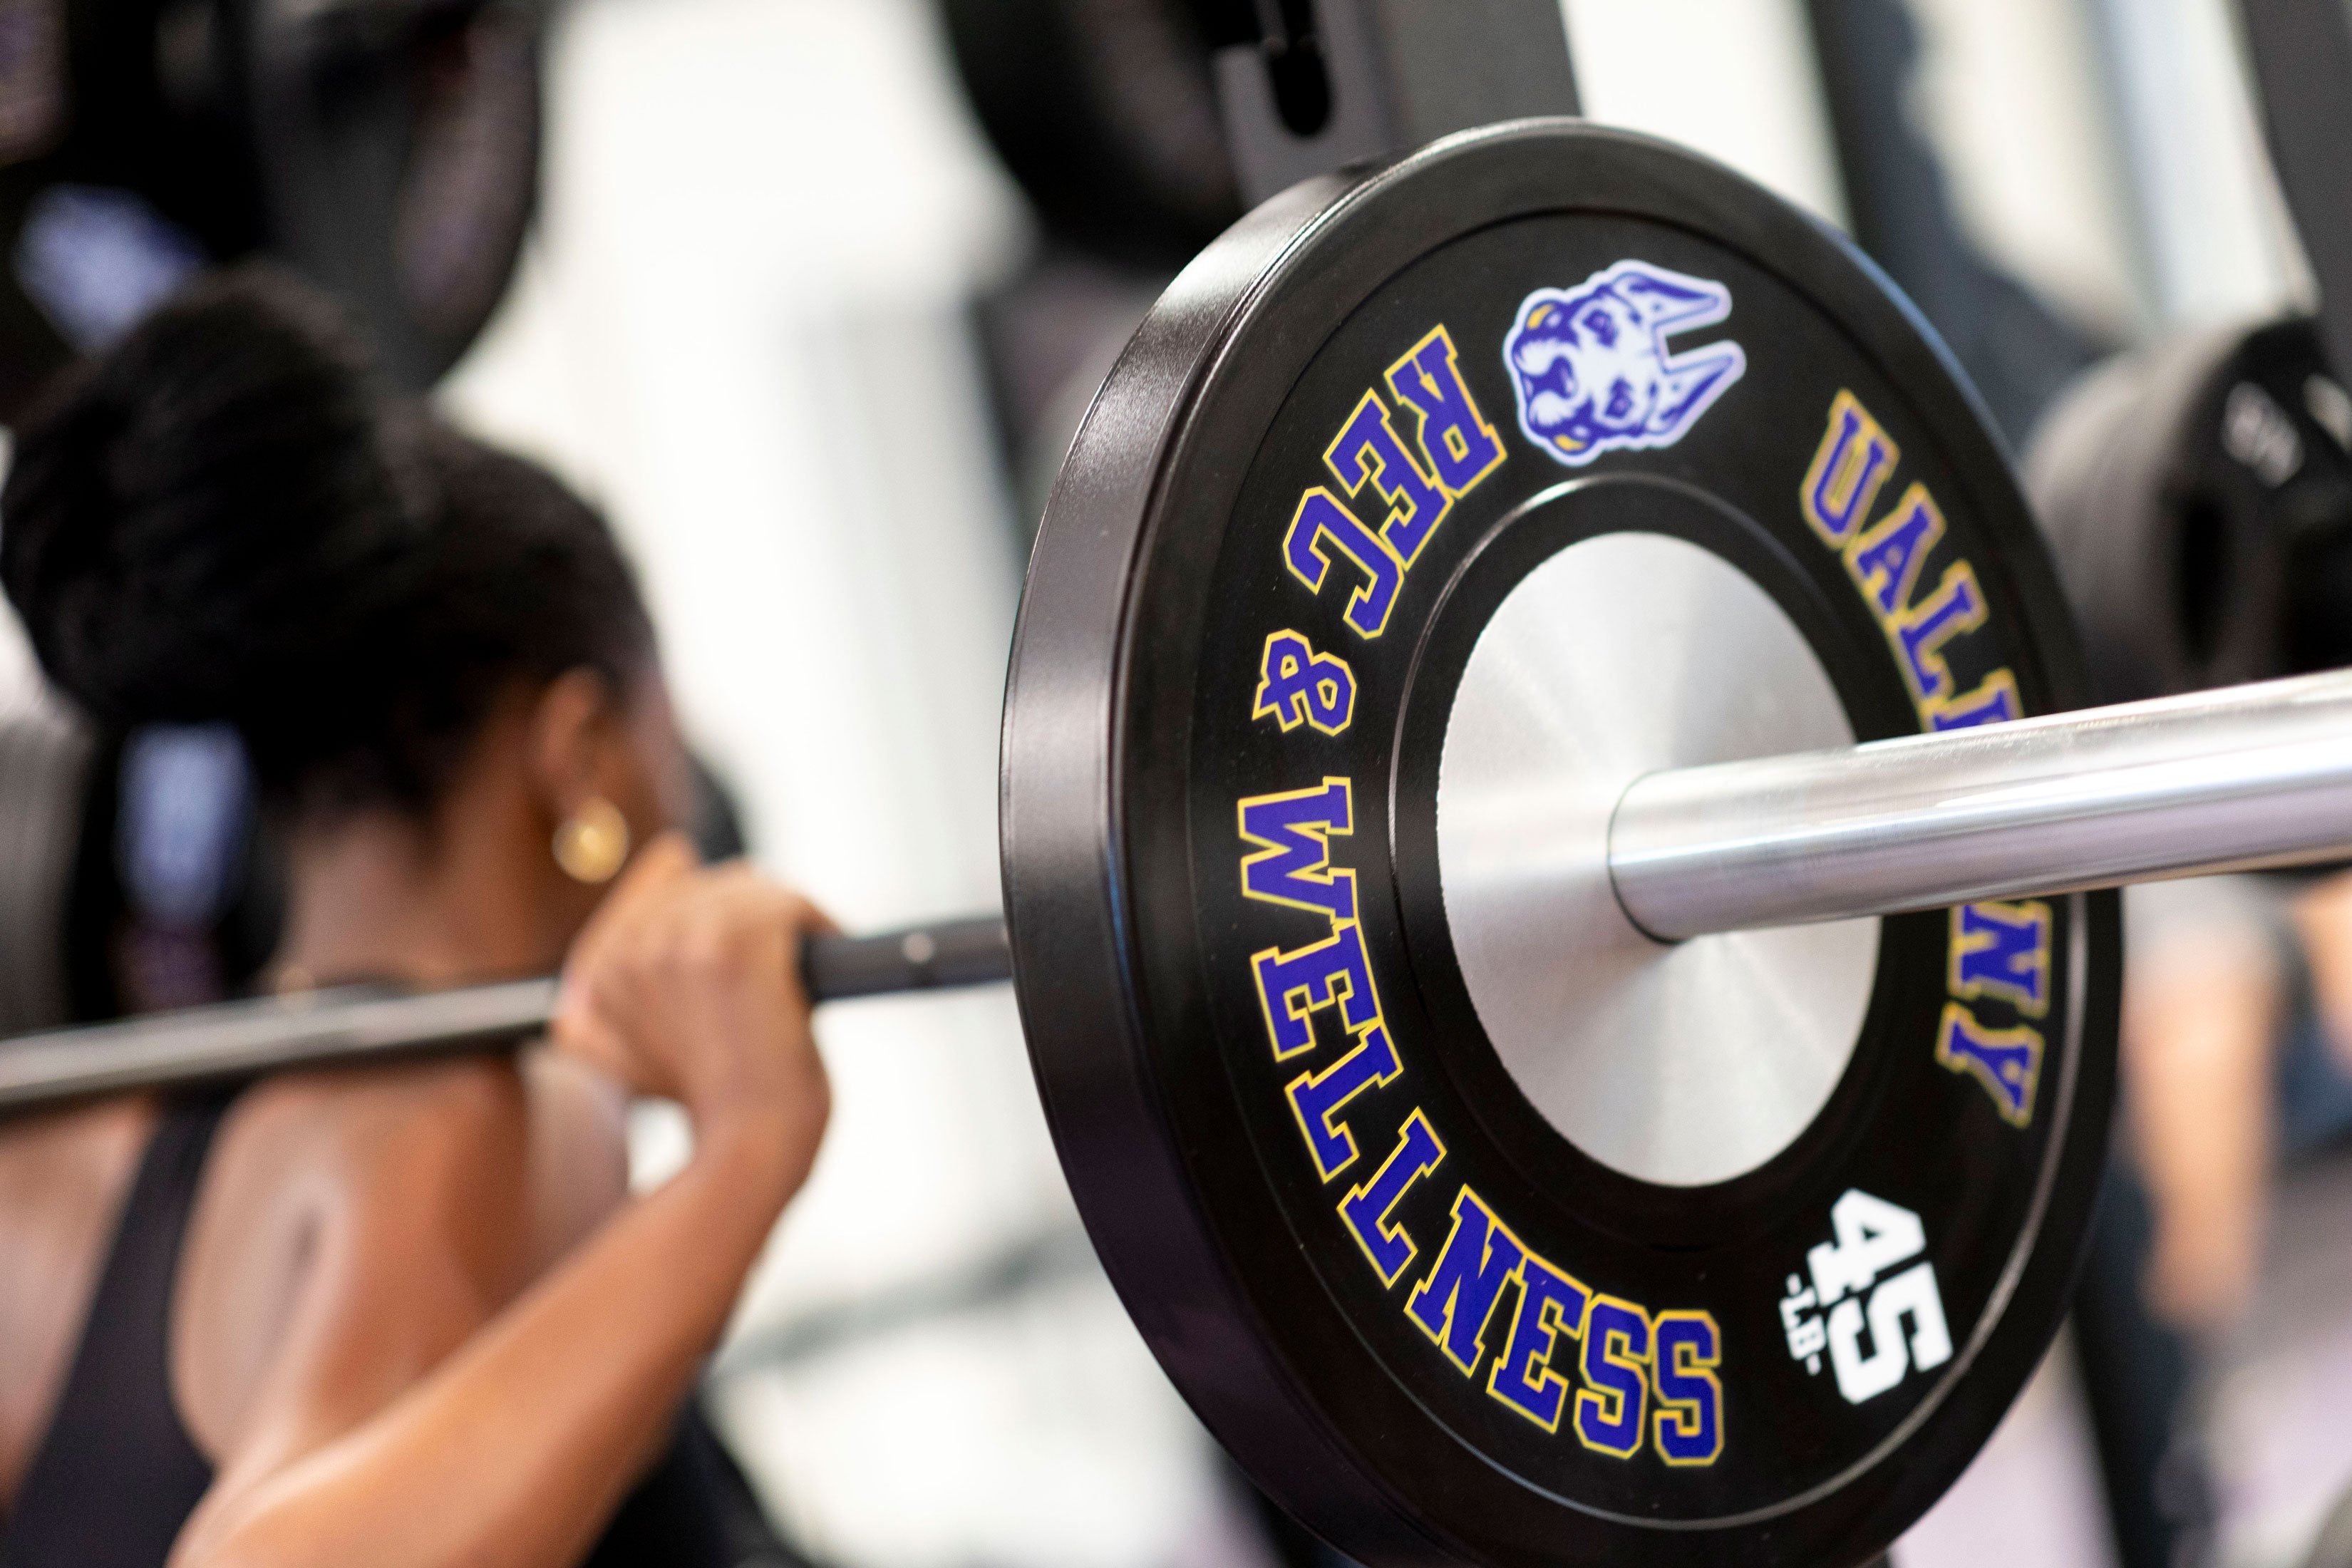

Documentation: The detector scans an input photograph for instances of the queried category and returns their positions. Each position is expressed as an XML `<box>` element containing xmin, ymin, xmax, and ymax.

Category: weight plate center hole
<box><xmin>1435</xmin><ymin>531</ymin><xmax>1879</xmax><ymax>1187</ymax></box>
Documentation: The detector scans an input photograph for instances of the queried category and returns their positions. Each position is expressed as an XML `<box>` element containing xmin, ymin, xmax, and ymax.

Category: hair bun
<box><xmin>1</xmin><ymin>266</ymin><xmax>423</xmax><ymax>765</ymax></box>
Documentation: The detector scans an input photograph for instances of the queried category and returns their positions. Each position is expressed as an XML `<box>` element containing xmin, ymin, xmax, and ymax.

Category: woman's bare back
<box><xmin>0</xmin><ymin>1051</ymin><xmax>627</xmax><ymax>1522</ymax></box>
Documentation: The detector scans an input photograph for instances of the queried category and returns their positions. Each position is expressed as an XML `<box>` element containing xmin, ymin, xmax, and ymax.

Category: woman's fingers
<box><xmin>559</xmin><ymin>835</ymin><xmax>695</xmax><ymax>1000</ymax></box>
<box><xmin>554</xmin><ymin>832</ymin><xmax>699</xmax><ymax>1092</ymax></box>
<box><xmin>552</xmin><ymin>846</ymin><xmax>832</xmax><ymax>1135</ymax></box>
<box><xmin>577</xmin><ymin>832</ymin><xmax>698</xmax><ymax>947</ymax></box>
<box><xmin>547</xmin><ymin>1008</ymin><xmax>639</xmax><ymax>1093</ymax></box>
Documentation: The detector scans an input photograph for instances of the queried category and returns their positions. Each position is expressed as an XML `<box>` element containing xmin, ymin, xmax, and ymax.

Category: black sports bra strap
<box><xmin>0</xmin><ymin>1093</ymin><xmax>233</xmax><ymax>1568</ymax></box>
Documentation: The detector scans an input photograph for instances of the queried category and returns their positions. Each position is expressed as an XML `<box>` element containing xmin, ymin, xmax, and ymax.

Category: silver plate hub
<box><xmin>1435</xmin><ymin>531</ymin><xmax>1879</xmax><ymax>1187</ymax></box>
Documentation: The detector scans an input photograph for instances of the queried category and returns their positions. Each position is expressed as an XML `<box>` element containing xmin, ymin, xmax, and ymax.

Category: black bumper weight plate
<box><xmin>1002</xmin><ymin>120</ymin><xmax>2118</xmax><ymax>1567</ymax></box>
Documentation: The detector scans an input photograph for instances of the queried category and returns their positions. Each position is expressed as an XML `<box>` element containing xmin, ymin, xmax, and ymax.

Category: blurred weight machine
<box><xmin>0</xmin><ymin>0</ymin><xmax>542</xmax><ymax>1025</ymax></box>
<box><xmin>0</xmin><ymin>0</ymin><xmax>540</xmax><ymax>408</ymax></box>
<box><xmin>949</xmin><ymin>0</ymin><xmax>1581</xmax><ymax>536</ymax></box>
<box><xmin>0</xmin><ymin>0</ymin><xmax>778</xmax><ymax>1031</ymax></box>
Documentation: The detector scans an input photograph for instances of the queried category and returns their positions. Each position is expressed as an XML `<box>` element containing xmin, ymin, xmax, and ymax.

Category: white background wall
<box><xmin>1560</xmin><ymin>0</ymin><xmax>1847</xmax><ymax>225</ymax></box>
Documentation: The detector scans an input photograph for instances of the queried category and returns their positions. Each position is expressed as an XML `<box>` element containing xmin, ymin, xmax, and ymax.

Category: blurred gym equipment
<box><xmin>0</xmin><ymin>0</ymin><xmax>543</xmax><ymax>413</ymax></box>
<box><xmin>2028</xmin><ymin>0</ymin><xmax>2352</xmax><ymax>706</ymax></box>
<box><xmin>1807</xmin><ymin>0</ymin><xmax>2106</xmax><ymax>447</ymax></box>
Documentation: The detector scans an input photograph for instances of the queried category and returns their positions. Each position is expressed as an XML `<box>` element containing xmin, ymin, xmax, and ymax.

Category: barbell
<box><xmin>3</xmin><ymin>119</ymin><xmax>2341</xmax><ymax>1564</ymax></box>
<box><xmin>9</xmin><ymin>666</ymin><xmax>2348</xmax><ymax>1108</ymax></box>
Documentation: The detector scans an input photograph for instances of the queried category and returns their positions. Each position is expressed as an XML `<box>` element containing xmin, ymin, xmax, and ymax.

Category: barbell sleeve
<box><xmin>0</xmin><ymin>917</ymin><xmax>1013</xmax><ymax>1114</ymax></box>
<box><xmin>1609</xmin><ymin>666</ymin><xmax>2352</xmax><ymax>940</ymax></box>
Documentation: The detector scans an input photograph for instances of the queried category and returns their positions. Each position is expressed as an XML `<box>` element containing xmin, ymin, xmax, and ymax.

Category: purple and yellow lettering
<box><xmin>1802</xmin><ymin>390</ymin><xmax>1899</xmax><ymax>547</ymax></box>
<box><xmin>1487</xmin><ymin>1253</ymin><xmax>1589</xmax><ymax>1432</ymax></box>
<box><xmin>1326</xmin><ymin>392</ymin><xmax>1448</xmax><ymax>567</ymax></box>
<box><xmin>1339</xmin><ymin>1110</ymin><xmax>1445</xmax><ymax>1284</ymax></box>
<box><xmin>1652</xmin><ymin>1311</ymin><xmax>1724</xmax><ymax>1466</ymax></box>
<box><xmin>1252</xmin><ymin>629</ymin><xmax>1358</xmax><ymax>736</ymax></box>
<box><xmin>1894</xmin><ymin>562</ymin><xmax>1988</xmax><ymax>705</ymax></box>
<box><xmin>1385</xmin><ymin>326</ymin><xmax>1505</xmax><ymax>497</ymax></box>
<box><xmin>1935</xmin><ymin>1001</ymin><xmax>2042</xmax><ymax>1126</ymax></box>
<box><xmin>1845</xmin><ymin>482</ymin><xmax>1944</xmax><ymax>618</ymax></box>
<box><xmin>1406</xmin><ymin>1186</ymin><xmax>1525</xmax><ymax>1374</ymax></box>
<box><xmin>1251</xmin><ymin>921</ymin><xmax>1383</xmax><ymax>1061</ymax></box>
<box><xmin>1238</xmin><ymin>779</ymin><xmax>1356</xmax><ymax>922</ymax></box>
<box><xmin>1951</xmin><ymin>901</ymin><xmax>2052</xmax><ymax>1017</ymax></box>
<box><xmin>1284</xmin><ymin>488</ymin><xmax>1405</xmax><ymax>639</ymax></box>
<box><xmin>1575</xmin><ymin>1296</ymin><xmax>1652</xmax><ymax>1458</ymax></box>
<box><xmin>1286</xmin><ymin>1023</ymin><xmax>1402</xmax><ymax>1180</ymax></box>
<box><xmin>1929</xmin><ymin>669</ymin><xmax>2022</xmax><ymax>731</ymax></box>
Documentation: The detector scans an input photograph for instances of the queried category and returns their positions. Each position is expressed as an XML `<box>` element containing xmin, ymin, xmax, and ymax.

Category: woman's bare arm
<box><xmin>170</xmin><ymin>840</ymin><xmax>828</xmax><ymax>1568</ymax></box>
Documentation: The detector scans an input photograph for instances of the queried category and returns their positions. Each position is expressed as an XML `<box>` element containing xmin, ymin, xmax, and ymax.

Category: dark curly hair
<box><xmin>0</xmin><ymin>265</ymin><xmax>654</xmax><ymax>815</ymax></box>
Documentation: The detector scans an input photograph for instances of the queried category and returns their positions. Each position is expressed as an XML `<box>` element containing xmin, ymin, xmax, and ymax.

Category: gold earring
<box><xmin>553</xmin><ymin>796</ymin><xmax>631</xmax><ymax>884</ymax></box>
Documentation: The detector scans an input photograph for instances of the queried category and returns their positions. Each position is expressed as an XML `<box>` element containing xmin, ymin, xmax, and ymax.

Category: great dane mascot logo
<box><xmin>1502</xmin><ymin>259</ymin><xmax>1746</xmax><ymax>467</ymax></box>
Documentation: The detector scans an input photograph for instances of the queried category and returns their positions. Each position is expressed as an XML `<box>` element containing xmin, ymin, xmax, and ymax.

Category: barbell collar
<box><xmin>1609</xmin><ymin>666</ymin><xmax>2352</xmax><ymax>940</ymax></box>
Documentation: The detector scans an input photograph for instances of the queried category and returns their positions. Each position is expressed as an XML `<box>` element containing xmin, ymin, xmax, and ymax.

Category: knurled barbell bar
<box><xmin>0</xmin><ymin>120</ymin><xmax>2306</xmax><ymax>1566</ymax></box>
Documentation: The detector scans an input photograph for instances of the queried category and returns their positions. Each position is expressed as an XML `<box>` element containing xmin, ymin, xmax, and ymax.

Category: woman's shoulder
<box><xmin>174</xmin><ymin>1050</ymin><xmax>630</xmax><ymax>1458</ymax></box>
<box><xmin>239</xmin><ymin>1053</ymin><xmax>523</xmax><ymax>1160</ymax></box>
<box><xmin>218</xmin><ymin>1048</ymin><xmax>629</xmax><ymax>1256</ymax></box>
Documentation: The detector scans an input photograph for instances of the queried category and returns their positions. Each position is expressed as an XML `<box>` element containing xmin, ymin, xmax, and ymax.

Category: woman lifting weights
<box><xmin>0</xmin><ymin>269</ymin><xmax>830</xmax><ymax>1567</ymax></box>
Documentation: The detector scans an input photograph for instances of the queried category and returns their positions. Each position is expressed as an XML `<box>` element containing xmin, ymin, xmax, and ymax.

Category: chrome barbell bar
<box><xmin>1610</xmin><ymin>666</ymin><xmax>2352</xmax><ymax>939</ymax></box>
